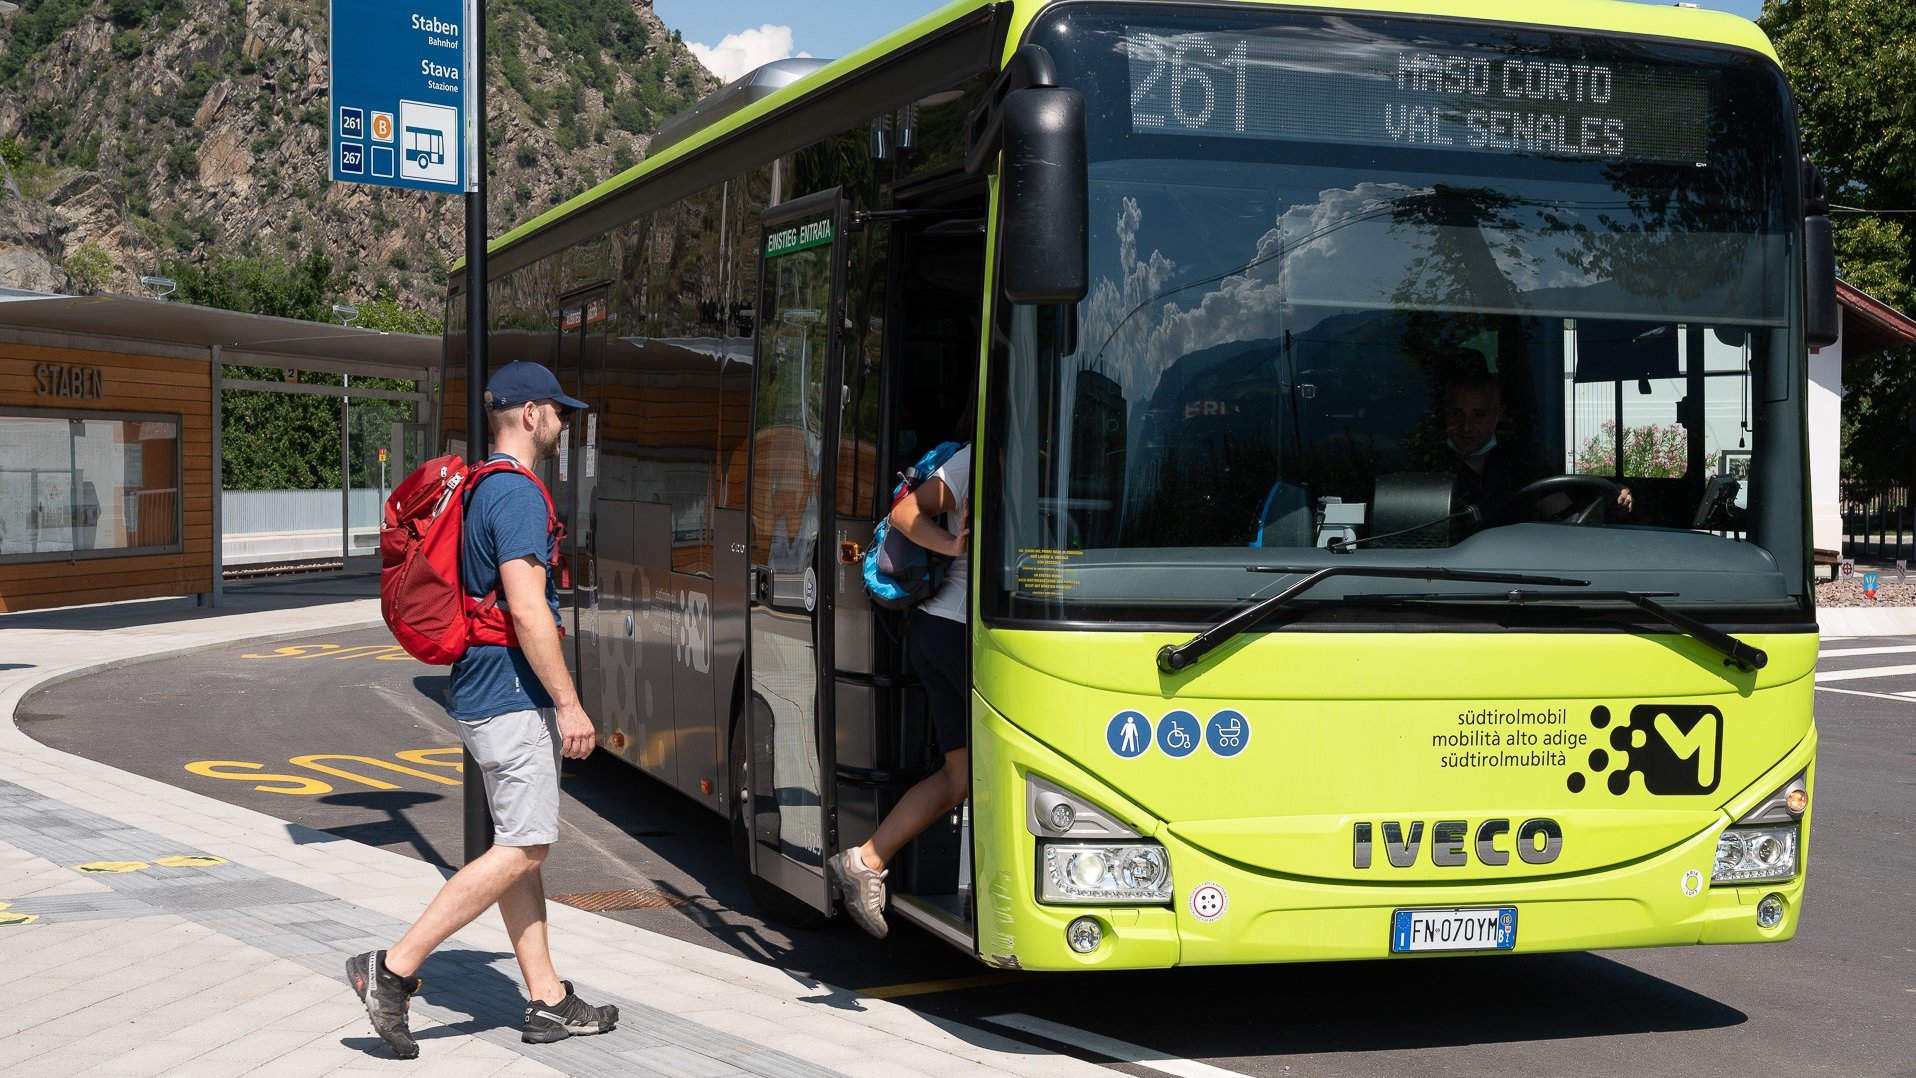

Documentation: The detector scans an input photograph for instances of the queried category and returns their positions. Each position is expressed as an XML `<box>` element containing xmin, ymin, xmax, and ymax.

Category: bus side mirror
<box><xmin>999</xmin><ymin>87</ymin><xmax>1088</xmax><ymax>305</ymax></box>
<box><xmin>1803</xmin><ymin>156</ymin><xmax>1839</xmax><ymax>349</ymax></box>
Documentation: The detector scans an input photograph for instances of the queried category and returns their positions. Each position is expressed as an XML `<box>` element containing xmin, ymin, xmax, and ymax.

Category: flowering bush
<box><xmin>1574</xmin><ymin>420</ymin><xmax>1688</xmax><ymax>478</ymax></box>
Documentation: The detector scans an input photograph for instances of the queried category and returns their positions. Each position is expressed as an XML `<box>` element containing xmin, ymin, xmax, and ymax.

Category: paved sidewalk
<box><xmin>0</xmin><ymin>573</ymin><xmax>1103</xmax><ymax>1078</ymax></box>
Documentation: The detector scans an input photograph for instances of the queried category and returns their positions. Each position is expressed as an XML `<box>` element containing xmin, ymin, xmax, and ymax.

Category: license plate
<box><xmin>1390</xmin><ymin>906</ymin><xmax>1518</xmax><ymax>953</ymax></box>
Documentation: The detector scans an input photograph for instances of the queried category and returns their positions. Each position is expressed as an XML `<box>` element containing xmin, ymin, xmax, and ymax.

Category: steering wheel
<box><xmin>1509</xmin><ymin>474</ymin><xmax>1623</xmax><ymax>525</ymax></box>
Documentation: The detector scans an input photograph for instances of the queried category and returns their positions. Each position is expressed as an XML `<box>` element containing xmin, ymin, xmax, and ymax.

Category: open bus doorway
<box><xmin>850</xmin><ymin>185</ymin><xmax>988</xmax><ymax>939</ymax></box>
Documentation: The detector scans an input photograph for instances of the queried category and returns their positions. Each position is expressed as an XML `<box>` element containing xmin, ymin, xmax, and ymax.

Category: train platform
<box><xmin>0</xmin><ymin>569</ymin><xmax>1103</xmax><ymax>1078</ymax></box>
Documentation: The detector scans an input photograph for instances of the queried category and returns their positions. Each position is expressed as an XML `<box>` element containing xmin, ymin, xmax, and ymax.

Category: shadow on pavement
<box><xmin>318</xmin><ymin>790</ymin><xmax>454</xmax><ymax>870</ymax></box>
<box><xmin>993</xmin><ymin>950</ymin><xmax>1745</xmax><ymax>1061</ymax></box>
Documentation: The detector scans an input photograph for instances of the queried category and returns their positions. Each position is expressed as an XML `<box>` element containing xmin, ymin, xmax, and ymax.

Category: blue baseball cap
<box><xmin>484</xmin><ymin>361</ymin><xmax>588</xmax><ymax>413</ymax></box>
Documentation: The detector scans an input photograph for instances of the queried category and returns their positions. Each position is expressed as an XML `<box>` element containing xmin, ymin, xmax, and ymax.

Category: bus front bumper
<box><xmin>972</xmin><ymin>703</ymin><xmax>1812</xmax><ymax>972</ymax></box>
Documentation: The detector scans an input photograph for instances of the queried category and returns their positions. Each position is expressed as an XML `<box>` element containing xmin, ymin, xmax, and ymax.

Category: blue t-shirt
<box><xmin>447</xmin><ymin>455</ymin><xmax>560</xmax><ymax>721</ymax></box>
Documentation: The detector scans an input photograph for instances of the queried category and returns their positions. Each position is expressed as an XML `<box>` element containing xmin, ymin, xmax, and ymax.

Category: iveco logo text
<box><xmin>1352</xmin><ymin>818</ymin><xmax>1563</xmax><ymax>868</ymax></box>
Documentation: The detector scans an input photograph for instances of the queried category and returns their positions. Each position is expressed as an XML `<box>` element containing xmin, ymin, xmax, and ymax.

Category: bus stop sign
<box><xmin>329</xmin><ymin>0</ymin><xmax>475</xmax><ymax>192</ymax></box>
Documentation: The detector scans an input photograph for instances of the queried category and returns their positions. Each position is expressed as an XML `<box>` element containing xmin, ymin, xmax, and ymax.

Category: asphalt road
<box><xmin>16</xmin><ymin>626</ymin><xmax>1914</xmax><ymax>1078</ymax></box>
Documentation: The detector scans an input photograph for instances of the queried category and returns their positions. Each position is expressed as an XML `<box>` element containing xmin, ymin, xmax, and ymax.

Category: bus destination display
<box><xmin>1123</xmin><ymin>27</ymin><xmax>1710</xmax><ymax>164</ymax></box>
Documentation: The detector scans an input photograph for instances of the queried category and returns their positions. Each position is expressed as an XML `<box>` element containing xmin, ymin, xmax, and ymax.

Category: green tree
<box><xmin>1763</xmin><ymin>0</ymin><xmax>1916</xmax><ymax>492</ymax></box>
<box><xmin>162</xmin><ymin>249</ymin><xmax>347</xmax><ymax>321</ymax></box>
<box><xmin>356</xmin><ymin>297</ymin><xmax>442</xmax><ymax>335</ymax></box>
<box><xmin>164</xmin><ymin>250</ymin><xmax>423</xmax><ymax>490</ymax></box>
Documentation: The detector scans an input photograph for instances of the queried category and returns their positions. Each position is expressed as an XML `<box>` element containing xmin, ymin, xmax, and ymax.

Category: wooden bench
<box><xmin>1814</xmin><ymin>549</ymin><xmax>1842</xmax><ymax>581</ymax></box>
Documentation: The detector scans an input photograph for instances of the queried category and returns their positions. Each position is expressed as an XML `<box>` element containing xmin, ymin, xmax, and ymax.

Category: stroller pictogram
<box><xmin>1215</xmin><ymin>715</ymin><xmax>1243</xmax><ymax>749</ymax></box>
<box><xmin>1206</xmin><ymin>710</ymin><xmax>1250</xmax><ymax>757</ymax></box>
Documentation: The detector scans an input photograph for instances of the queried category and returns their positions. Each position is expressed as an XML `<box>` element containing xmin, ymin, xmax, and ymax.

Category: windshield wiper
<box><xmin>1156</xmin><ymin>566</ymin><xmax>1590</xmax><ymax>674</ymax></box>
<box><xmin>1351</xmin><ymin>589</ymin><xmax>1770</xmax><ymax>672</ymax></box>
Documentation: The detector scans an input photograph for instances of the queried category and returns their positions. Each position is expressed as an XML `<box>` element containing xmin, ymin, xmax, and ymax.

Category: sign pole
<box><xmin>327</xmin><ymin>0</ymin><xmax>491</xmax><ymax>859</ymax></box>
<box><xmin>462</xmin><ymin>0</ymin><xmax>495</xmax><ymax>865</ymax></box>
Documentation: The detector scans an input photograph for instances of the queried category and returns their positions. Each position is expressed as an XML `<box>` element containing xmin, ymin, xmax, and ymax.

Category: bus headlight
<box><xmin>1040</xmin><ymin>841</ymin><xmax>1173</xmax><ymax>904</ymax></box>
<box><xmin>1712</xmin><ymin>825</ymin><xmax>1798</xmax><ymax>883</ymax></box>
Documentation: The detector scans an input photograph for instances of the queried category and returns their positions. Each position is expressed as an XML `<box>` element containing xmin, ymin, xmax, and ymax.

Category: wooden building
<box><xmin>0</xmin><ymin>289</ymin><xmax>437</xmax><ymax>613</ymax></box>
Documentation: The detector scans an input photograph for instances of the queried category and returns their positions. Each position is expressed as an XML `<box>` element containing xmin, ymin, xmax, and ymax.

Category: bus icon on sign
<box><xmin>398</xmin><ymin>100</ymin><xmax>458</xmax><ymax>185</ymax></box>
<box><xmin>405</xmin><ymin>127</ymin><xmax>445</xmax><ymax>168</ymax></box>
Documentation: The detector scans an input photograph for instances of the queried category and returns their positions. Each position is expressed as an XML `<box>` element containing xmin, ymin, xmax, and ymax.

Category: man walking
<box><xmin>348</xmin><ymin>361</ymin><xmax>617</xmax><ymax>1058</ymax></box>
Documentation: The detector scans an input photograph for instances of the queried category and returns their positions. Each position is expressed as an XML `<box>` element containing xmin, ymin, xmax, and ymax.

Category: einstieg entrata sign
<box><xmin>329</xmin><ymin>0</ymin><xmax>475</xmax><ymax>192</ymax></box>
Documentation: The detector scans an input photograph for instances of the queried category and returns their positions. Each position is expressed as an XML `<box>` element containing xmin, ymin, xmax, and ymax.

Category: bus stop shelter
<box><xmin>0</xmin><ymin>287</ymin><xmax>440</xmax><ymax>613</ymax></box>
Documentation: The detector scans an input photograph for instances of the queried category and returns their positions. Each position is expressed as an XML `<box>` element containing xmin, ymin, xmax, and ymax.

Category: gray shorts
<box><xmin>457</xmin><ymin>708</ymin><xmax>561</xmax><ymax>846</ymax></box>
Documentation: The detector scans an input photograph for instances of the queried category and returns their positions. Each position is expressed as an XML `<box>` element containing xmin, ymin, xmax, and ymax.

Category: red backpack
<box><xmin>379</xmin><ymin>454</ymin><xmax>564</xmax><ymax>665</ymax></box>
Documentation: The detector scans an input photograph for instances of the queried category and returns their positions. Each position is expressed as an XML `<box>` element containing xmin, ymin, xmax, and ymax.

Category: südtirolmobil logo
<box><xmin>1567</xmin><ymin>705</ymin><xmax>1722</xmax><ymax>795</ymax></box>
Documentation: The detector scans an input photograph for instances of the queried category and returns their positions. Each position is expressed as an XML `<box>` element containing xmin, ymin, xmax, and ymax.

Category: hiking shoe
<box><xmin>346</xmin><ymin>950</ymin><xmax>422</xmax><ymax>1059</ymax></box>
<box><xmin>828</xmin><ymin>847</ymin><xmax>889</xmax><ymax>939</ymax></box>
<box><xmin>522</xmin><ymin>981</ymin><xmax>619</xmax><ymax>1043</ymax></box>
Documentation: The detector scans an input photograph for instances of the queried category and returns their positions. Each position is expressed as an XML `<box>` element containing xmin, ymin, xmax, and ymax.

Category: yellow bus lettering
<box><xmin>288</xmin><ymin>754</ymin><xmax>460</xmax><ymax>788</ymax></box>
<box><xmin>184</xmin><ymin>760</ymin><xmax>333</xmax><ymax>796</ymax></box>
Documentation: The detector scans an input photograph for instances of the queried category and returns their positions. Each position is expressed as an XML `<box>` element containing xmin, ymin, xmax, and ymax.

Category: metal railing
<box><xmin>1842</xmin><ymin>487</ymin><xmax>1914</xmax><ymax>560</ymax></box>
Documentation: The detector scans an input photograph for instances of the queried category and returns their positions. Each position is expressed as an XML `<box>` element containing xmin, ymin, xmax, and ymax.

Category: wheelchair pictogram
<box><xmin>1205</xmin><ymin>709</ymin><xmax>1250</xmax><ymax>758</ymax></box>
<box><xmin>1157</xmin><ymin>710</ymin><xmax>1200</xmax><ymax>758</ymax></box>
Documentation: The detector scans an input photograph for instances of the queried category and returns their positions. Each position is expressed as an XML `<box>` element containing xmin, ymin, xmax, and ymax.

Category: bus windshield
<box><xmin>990</xmin><ymin>6</ymin><xmax>1804</xmax><ymax>625</ymax></box>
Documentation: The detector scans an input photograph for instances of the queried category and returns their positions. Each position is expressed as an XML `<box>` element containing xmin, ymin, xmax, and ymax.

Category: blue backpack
<box><xmin>863</xmin><ymin>441</ymin><xmax>964</xmax><ymax>610</ymax></box>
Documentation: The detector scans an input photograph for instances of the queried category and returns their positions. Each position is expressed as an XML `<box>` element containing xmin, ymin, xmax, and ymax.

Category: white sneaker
<box><xmin>828</xmin><ymin>847</ymin><xmax>889</xmax><ymax>939</ymax></box>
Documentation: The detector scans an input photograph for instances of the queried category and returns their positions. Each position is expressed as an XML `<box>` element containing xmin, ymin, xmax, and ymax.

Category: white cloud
<box><xmin>685</xmin><ymin>24</ymin><xmax>813</xmax><ymax>84</ymax></box>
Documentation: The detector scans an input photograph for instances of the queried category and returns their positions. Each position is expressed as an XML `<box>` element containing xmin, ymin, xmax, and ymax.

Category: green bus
<box><xmin>441</xmin><ymin>0</ymin><xmax>1833</xmax><ymax>969</ymax></box>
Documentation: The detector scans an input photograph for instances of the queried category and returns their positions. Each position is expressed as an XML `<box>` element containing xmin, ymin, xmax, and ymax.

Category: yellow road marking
<box><xmin>0</xmin><ymin>903</ymin><xmax>37</xmax><ymax>927</ymax></box>
<box><xmin>288</xmin><ymin>754</ymin><xmax>461</xmax><ymax>789</ymax></box>
<box><xmin>154</xmin><ymin>855</ymin><xmax>228</xmax><ymax>868</ymax></box>
<box><xmin>394</xmin><ymin>748</ymin><xmax>464</xmax><ymax>772</ymax></box>
<box><xmin>857</xmin><ymin>973</ymin><xmax>1040</xmax><ymax>999</ymax></box>
<box><xmin>241</xmin><ymin>643</ymin><xmax>415</xmax><ymax>662</ymax></box>
<box><xmin>183</xmin><ymin>749</ymin><xmax>462</xmax><ymax>795</ymax></box>
<box><xmin>185</xmin><ymin>760</ymin><xmax>333</xmax><ymax>796</ymax></box>
<box><xmin>75</xmin><ymin>861</ymin><xmax>148</xmax><ymax>874</ymax></box>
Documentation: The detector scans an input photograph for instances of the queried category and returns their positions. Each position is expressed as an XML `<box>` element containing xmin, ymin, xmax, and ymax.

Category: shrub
<box><xmin>65</xmin><ymin>243</ymin><xmax>115</xmax><ymax>294</ymax></box>
<box><xmin>1575</xmin><ymin>420</ymin><xmax>1689</xmax><ymax>479</ymax></box>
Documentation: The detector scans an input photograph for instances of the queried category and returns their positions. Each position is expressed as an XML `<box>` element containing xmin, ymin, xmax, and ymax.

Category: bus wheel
<box><xmin>728</xmin><ymin>716</ymin><xmax>829</xmax><ymax>929</ymax></box>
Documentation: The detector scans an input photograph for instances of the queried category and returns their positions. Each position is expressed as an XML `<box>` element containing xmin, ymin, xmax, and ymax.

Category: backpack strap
<box><xmin>462</xmin><ymin>458</ymin><xmax>567</xmax><ymax>630</ymax></box>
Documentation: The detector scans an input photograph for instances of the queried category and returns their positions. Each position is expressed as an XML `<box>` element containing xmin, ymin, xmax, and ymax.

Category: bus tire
<box><xmin>728</xmin><ymin>710</ymin><xmax>829</xmax><ymax>929</ymax></box>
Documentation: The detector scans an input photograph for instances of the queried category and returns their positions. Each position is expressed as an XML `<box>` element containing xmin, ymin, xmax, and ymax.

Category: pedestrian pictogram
<box><xmin>1107</xmin><ymin>710</ymin><xmax>1151</xmax><ymax>758</ymax></box>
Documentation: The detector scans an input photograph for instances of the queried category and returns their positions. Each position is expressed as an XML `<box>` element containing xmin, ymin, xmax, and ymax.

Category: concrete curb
<box><xmin>1815</xmin><ymin>606</ymin><xmax>1916</xmax><ymax>636</ymax></box>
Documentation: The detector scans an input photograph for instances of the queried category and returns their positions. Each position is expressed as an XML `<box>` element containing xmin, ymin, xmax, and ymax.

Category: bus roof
<box><xmin>458</xmin><ymin>0</ymin><xmax>1776</xmax><ymax>280</ymax></box>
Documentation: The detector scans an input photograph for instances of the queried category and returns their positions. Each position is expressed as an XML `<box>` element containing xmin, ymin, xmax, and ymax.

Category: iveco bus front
<box><xmin>971</xmin><ymin>1</ymin><xmax>1830</xmax><ymax>969</ymax></box>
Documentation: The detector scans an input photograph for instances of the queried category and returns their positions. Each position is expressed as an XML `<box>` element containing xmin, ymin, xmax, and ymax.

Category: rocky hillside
<box><xmin>0</xmin><ymin>0</ymin><xmax>715</xmax><ymax>313</ymax></box>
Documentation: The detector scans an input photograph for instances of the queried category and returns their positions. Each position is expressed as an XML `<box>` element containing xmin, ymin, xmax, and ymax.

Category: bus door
<box><xmin>554</xmin><ymin>287</ymin><xmax>609</xmax><ymax>716</ymax></box>
<box><xmin>744</xmin><ymin>190</ymin><xmax>848</xmax><ymax>912</ymax></box>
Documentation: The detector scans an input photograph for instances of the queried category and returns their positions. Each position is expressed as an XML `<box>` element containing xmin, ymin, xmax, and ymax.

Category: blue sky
<box><xmin>655</xmin><ymin>0</ymin><xmax>1768</xmax><ymax>81</ymax></box>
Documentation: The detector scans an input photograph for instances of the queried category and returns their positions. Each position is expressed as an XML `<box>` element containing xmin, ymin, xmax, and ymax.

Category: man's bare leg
<box><xmin>384</xmin><ymin>843</ymin><xmax>548</xmax><ymax>979</ymax></box>
<box><xmin>497</xmin><ymin>864</ymin><xmax>565</xmax><ymax>1004</ymax></box>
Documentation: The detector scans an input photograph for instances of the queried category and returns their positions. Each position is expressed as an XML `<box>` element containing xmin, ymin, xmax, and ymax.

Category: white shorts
<box><xmin>457</xmin><ymin>708</ymin><xmax>561</xmax><ymax>846</ymax></box>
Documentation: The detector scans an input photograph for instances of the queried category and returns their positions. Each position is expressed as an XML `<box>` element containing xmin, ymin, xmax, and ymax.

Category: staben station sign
<box><xmin>329</xmin><ymin>0</ymin><xmax>476</xmax><ymax>192</ymax></box>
